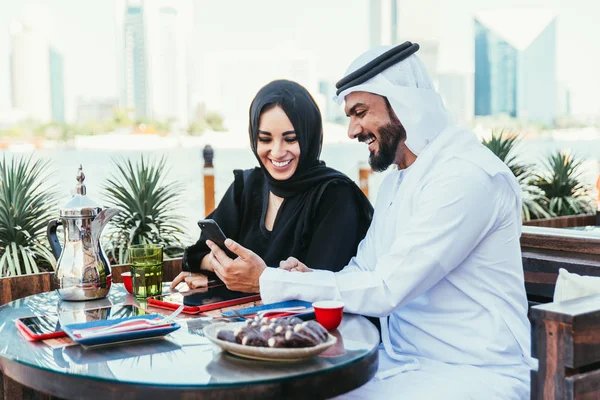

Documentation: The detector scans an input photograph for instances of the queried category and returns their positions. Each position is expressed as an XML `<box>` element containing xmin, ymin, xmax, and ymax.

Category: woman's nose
<box><xmin>271</xmin><ymin>140</ymin><xmax>286</xmax><ymax>158</ymax></box>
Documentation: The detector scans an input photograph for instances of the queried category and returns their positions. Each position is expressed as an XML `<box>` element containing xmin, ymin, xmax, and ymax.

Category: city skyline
<box><xmin>116</xmin><ymin>0</ymin><xmax>193</xmax><ymax>125</ymax></box>
<box><xmin>0</xmin><ymin>0</ymin><xmax>599</xmax><ymax>124</ymax></box>
<box><xmin>474</xmin><ymin>9</ymin><xmax>557</xmax><ymax>125</ymax></box>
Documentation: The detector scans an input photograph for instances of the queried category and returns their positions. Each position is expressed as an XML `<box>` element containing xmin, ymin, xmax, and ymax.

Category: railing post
<box><xmin>203</xmin><ymin>145</ymin><xmax>215</xmax><ymax>217</ymax></box>
<box><xmin>358</xmin><ymin>162</ymin><xmax>371</xmax><ymax>199</ymax></box>
<box><xmin>595</xmin><ymin>173</ymin><xmax>600</xmax><ymax>226</ymax></box>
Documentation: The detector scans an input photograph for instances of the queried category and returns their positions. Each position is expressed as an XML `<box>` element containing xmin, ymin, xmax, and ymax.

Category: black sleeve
<box><xmin>302</xmin><ymin>183</ymin><xmax>372</xmax><ymax>272</ymax></box>
<box><xmin>182</xmin><ymin>181</ymin><xmax>241</xmax><ymax>273</ymax></box>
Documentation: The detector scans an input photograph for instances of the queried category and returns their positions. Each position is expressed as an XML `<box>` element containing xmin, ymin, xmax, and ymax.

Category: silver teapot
<box><xmin>47</xmin><ymin>166</ymin><xmax>121</xmax><ymax>301</ymax></box>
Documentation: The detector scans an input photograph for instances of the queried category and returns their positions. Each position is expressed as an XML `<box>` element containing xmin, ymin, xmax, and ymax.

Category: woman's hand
<box><xmin>201</xmin><ymin>252</ymin><xmax>220</xmax><ymax>272</ymax></box>
<box><xmin>279</xmin><ymin>257</ymin><xmax>313</xmax><ymax>273</ymax></box>
<box><xmin>169</xmin><ymin>271</ymin><xmax>208</xmax><ymax>290</ymax></box>
<box><xmin>207</xmin><ymin>239</ymin><xmax>267</xmax><ymax>293</ymax></box>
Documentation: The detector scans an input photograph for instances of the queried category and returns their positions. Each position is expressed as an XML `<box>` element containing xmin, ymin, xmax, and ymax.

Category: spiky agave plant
<box><xmin>102</xmin><ymin>156</ymin><xmax>186</xmax><ymax>264</ymax></box>
<box><xmin>481</xmin><ymin>129</ymin><xmax>551</xmax><ymax>220</ymax></box>
<box><xmin>0</xmin><ymin>156</ymin><xmax>58</xmax><ymax>277</ymax></box>
<box><xmin>533</xmin><ymin>151</ymin><xmax>594</xmax><ymax>217</ymax></box>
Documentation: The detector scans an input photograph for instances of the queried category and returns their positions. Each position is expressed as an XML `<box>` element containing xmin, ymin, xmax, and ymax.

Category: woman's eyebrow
<box><xmin>257</xmin><ymin>130</ymin><xmax>272</xmax><ymax>136</ymax></box>
<box><xmin>282</xmin><ymin>131</ymin><xmax>296</xmax><ymax>136</ymax></box>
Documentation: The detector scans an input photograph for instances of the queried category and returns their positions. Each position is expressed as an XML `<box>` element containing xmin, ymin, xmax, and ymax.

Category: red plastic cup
<box><xmin>121</xmin><ymin>272</ymin><xmax>133</xmax><ymax>294</ymax></box>
<box><xmin>312</xmin><ymin>300</ymin><xmax>345</xmax><ymax>331</ymax></box>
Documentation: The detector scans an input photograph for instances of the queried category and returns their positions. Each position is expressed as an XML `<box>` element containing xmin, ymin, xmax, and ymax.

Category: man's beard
<box><xmin>367</xmin><ymin>121</ymin><xmax>406</xmax><ymax>172</ymax></box>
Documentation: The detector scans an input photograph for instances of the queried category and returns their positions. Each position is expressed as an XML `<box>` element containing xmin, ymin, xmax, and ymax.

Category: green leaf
<box><xmin>5</xmin><ymin>246</ymin><xmax>16</xmax><ymax>276</ymax></box>
<box><xmin>0</xmin><ymin>155</ymin><xmax>59</xmax><ymax>276</ymax></box>
<box><xmin>532</xmin><ymin>151</ymin><xmax>594</xmax><ymax>217</ymax></box>
<box><xmin>11</xmin><ymin>242</ymin><xmax>21</xmax><ymax>275</ymax></box>
<box><xmin>20</xmin><ymin>245</ymin><xmax>32</xmax><ymax>275</ymax></box>
<box><xmin>101</xmin><ymin>156</ymin><xmax>185</xmax><ymax>264</ymax></box>
<box><xmin>481</xmin><ymin>129</ymin><xmax>552</xmax><ymax>220</ymax></box>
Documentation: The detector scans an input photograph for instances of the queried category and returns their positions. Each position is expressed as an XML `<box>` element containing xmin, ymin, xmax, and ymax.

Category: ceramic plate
<box><xmin>203</xmin><ymin>322</ymin><xmax>336</xmax><ymax>362</ymax></box>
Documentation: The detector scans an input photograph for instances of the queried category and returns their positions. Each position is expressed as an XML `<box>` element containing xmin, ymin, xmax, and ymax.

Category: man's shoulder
<box><xmin>423</xmin><ymin>158</ymin><xmax>518</xmax><ymax>207</ymax></box>
<box><xmin>426</xmin><ymin>158</ymin><xmax>493</xmax><ymax>186</ymax></box>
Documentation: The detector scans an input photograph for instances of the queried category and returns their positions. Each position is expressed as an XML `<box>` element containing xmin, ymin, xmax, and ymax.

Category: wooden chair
<box><xmin>0</xmin><ymin>272</ymin><xmax>60</xmax><ymax>400</ymax></box>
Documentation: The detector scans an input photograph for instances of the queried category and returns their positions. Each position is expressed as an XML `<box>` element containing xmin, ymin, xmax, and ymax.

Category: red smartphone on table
<box><xmin>15</xmin><ymin>304</ymin><xmax>147</xmax><ymax>341</ymax></box>
<box><xmin>16</xmin><ymin>314</ymin><xmax>65</xmax><ymax>341</ymax></box>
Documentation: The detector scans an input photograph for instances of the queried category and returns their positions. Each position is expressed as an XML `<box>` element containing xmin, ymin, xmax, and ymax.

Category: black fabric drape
<box><xmin>183</xmin><ymin>169</ymin><xmax>372</xmax><ymax>273</ymax></box>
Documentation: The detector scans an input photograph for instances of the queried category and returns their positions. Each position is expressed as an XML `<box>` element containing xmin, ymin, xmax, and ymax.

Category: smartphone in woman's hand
<box><xmin>197</xmin><ymin>219</ymin><xmax>237</xmax><ymax>259</ymax></box>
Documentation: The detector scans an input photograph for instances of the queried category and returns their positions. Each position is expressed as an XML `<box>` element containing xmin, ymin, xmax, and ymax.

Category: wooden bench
<box><xmin>522</xmin><ymin>225</ymin><xmax>600</xmax><ymax>400</ymax></box>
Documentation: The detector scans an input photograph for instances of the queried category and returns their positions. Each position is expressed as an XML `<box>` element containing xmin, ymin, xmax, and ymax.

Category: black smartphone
<box><xmin>197</xmin><ymin>219</ymin><xmax>237</xmax><ymax>259</ymax></box>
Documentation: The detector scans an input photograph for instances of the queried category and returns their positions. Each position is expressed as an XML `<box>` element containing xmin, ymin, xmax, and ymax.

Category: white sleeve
<box><xmin>259</xmin><ymin>219</ymin><xmax>378</xmax><ymax>303</ymax></box>
<box><xmin>260</xmin><ymin>165</ymin><xmax>508</xmax><ymax>316</ymax></box>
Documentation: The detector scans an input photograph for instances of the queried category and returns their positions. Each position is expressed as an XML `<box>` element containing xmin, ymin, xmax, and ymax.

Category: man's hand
<box><xmin>206</xmin><ymin>239</ymin><xmax>267</xmax><ymax>293</ymax></box>
<box><xmin>170</xmin><ymin>271</ymin><xmax>208</xmax><ymax>290</ymax></box>
<box><xmin>279</xmin><ymin>257</ymin><xmax>313</xmax><ymax>273</ymax></box>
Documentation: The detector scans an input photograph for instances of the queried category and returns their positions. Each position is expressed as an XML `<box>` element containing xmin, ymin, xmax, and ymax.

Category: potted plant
<box><xmin>0</xmin><ymin>156</ymin><xmax>58</xmax><ymax>276</ymax></box>
<box><xmin>102</xmin><ymin>156</ymin><xmax>186</xmax><ymax>264</ymax></box>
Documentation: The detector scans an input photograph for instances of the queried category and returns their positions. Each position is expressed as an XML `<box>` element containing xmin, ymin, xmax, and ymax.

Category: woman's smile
<box><xmin>270</xmin><ymin>158</ymin><xmax>294</xmax><ymax>169</ymax></box>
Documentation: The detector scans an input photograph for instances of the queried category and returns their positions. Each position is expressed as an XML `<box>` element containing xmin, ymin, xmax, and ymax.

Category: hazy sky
<box><xmin>1</xmin><ymin>0</ymin><xmax>599</xmax><ymax>121</ymax></box>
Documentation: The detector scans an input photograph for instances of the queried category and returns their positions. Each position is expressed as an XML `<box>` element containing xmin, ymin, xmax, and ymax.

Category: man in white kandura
<box><xmin>205</xmin><ymin>42</ymin><xmax>535</xmax><ymax>399</ymax></box>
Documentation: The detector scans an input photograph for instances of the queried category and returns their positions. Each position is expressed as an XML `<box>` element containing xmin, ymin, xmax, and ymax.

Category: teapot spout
<box><xmin>91</xmin><ymin>208</ymin><xmax>121</xmax><ymax>244</ymax></box>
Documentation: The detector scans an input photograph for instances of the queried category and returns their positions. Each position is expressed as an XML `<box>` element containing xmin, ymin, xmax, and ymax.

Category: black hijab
<box><xmin>249</xmin><ymin>80</ymin><xmax>348</xmax><ymax>198</ymax></box>
<box><xmin>245</xmin><ymin>80</ymin><xmax>373</xmax><ymax>253</ymax></box>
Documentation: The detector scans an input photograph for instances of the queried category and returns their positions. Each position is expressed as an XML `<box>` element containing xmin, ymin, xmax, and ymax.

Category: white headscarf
<box><xmin>335</xmin><ymin>46</ymin><xmax>455</xmax><ymax>156</ymax></box>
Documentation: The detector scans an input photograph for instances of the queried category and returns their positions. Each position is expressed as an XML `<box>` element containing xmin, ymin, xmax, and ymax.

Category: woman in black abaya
<box><xmin>171</xmin><ymin>80</ymin><xmax>373</xmax><ymax>289</ymax></box>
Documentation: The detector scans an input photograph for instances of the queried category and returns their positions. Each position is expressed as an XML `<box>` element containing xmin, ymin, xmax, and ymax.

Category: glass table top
<box><xmin>0</xmin><ymin>285</ymin><xmax>379</xmax><ymax>389</ymax></box>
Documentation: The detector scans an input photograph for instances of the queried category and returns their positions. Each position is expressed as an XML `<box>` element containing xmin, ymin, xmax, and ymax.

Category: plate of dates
<box><xmin>203</xmin><ymin>316</ymin><xmax>337</xmax><ymax>362</ymax></box>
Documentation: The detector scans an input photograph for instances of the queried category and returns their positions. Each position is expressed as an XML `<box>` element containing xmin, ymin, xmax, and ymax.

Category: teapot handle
<box><xmin>47</xmin><ymin>219</ymin><xmax>63</xmax><ymax>260</ymax></box>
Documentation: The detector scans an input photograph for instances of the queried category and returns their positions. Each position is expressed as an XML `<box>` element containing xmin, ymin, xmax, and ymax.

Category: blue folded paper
<box><xmin>221</xmin><ymin>300</ymin><xmax>314</xmax><ymax>320</ymax></box>
<box><xmin>63</xmin><ymin>314</ymin><xmax>180</xmax><ymax>348</ymax></box>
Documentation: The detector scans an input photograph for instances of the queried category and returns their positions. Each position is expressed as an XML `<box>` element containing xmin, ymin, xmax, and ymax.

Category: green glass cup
<box><xmin>128</xmin><ymin>244</ymin><xmax>163</xmax><ymax>299</ymax></box>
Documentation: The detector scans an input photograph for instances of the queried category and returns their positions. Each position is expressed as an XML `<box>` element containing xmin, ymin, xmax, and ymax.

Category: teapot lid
<box><xmin>60</xmin><ymin>165</ymin><xmax>103</xmax><ymax>218</ymax></box>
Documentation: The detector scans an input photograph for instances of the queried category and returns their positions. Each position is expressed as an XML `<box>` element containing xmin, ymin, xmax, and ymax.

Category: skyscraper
<box><xmin>369</xmin><ymin>0</ymin><xmax>398</xmax><ymax>47</ymax></box>
<box><xmin>120</xmin><ymin>3</ymin><xmax>148</xmax><ymax>119</ymax></box>
<box><xmin>116</xmin><ymin>0</ymin><xmax>193</xmax><ymax>125</ymax></box>
<box><xmin>474</xmin><ymin>9</ymin><xmax>557</xmax><ymax>125</ymax></box>
<box><xmin>10</xmin><ymin>20</ymin><xmax>52</xmax><ymax>122</ymax></box>
<box><xmin>49</xmin><ymin>47</ymin><xmax>65</xmax><ymax>123</ymax></box>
